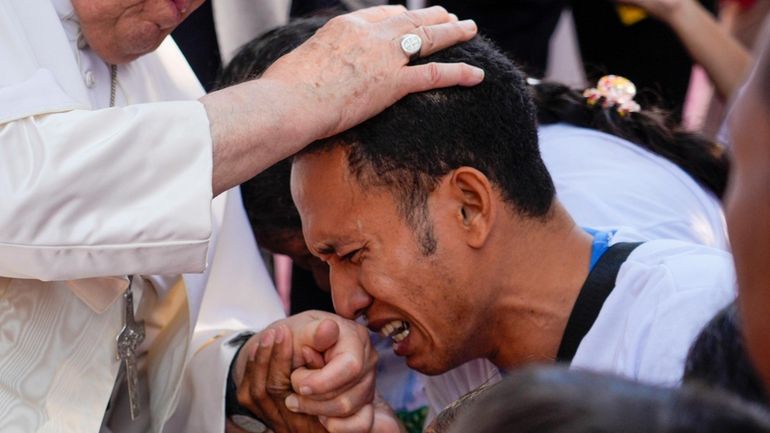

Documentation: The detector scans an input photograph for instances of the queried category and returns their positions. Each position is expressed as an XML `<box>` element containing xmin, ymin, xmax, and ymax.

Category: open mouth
<box><xmin>380</xmin><ymin>320</ymin><xmax>410</xmax><ymax>343</ymax></box>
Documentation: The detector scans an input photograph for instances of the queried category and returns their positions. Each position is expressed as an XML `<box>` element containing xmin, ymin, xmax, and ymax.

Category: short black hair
<box><xmin>300</xmin><ymin>35</ymin><xmax>555</xmax><ymax>253</ymax></box>
<box><xmin>448</xmin><ymin>366</ymin><xmax>770</xmax><ymax>433</ymax></box>
<box><xmin>683</xmin><ymin>302</ymin><xmax>768</xmax><ymax>405</ymax></box>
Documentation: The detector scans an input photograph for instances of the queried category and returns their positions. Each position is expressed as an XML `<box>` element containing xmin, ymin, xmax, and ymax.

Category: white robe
<box><xmin>0</xmin><ymin>1</ymin><xmax>285</xmax><ymax>432</ymax></box>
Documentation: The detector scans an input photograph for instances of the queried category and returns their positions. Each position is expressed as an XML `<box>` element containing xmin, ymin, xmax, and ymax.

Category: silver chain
<box><xmin>109</xmin><ymin>64</ymin><xmax>117</xmax><ymax>108</ymax></box>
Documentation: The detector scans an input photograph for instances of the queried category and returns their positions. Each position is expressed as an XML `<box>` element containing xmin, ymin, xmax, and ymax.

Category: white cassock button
<box><xmin>84</xmin><ymin>70</ymin><xmax>96</xmax><ymax>88</ymax></box>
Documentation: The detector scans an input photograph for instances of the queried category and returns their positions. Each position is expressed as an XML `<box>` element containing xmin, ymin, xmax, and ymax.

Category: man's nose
<box><xmin>329</xmin><ymin>265</ymin><xmax>372</xmax><ymax>319</ymax></box>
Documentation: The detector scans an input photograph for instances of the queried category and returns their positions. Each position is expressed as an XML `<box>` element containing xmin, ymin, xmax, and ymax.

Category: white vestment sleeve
<box><xmin>0</xmin><ymin>102</ymin><xmax>214</xmax><ymax>281</ymax></box>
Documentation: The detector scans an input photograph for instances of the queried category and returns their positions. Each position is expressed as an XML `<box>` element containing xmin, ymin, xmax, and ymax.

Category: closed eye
<box><xmin>340</xmin><ymin>248</ymin><xmax>362</xmax><ymax>263</ymax></box>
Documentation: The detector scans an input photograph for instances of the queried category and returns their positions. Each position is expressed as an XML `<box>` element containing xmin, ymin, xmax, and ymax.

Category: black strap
<box><xmin>225</xmin><ymin>332</ymin><xmax>257</xmax><ymax>418</ymax></box>
<box><xmin>556</xmin><ymin>241</ymin><xmax>643</xmax><ymax>363</ymax></box>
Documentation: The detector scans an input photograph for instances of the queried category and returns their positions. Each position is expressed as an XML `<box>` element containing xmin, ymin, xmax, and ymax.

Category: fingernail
<box><xmin>248</xmin><ymin>344</ymin><xmax>258</xmax><ymax>362</ymax></box>
<box><xmin>448</xmin><ymin>13</ymin><xmax>458</xmax><ymax>21</ymax></box>
<box><xmin>461</xmin><ymin>19</ymin><xmax>477</xmax><ymax>32</ymax></box>
<box><xmin>284</xmin><ymin>394</ymin><xmax>299</xmax><ymax>412</ymax></box>
<box><xmin>299</xmin><ymin>385</ymin><xmax>313</xmax><ymax>396</ymax></box>
<box><xmin>275</xmin><ymin>326</ymin><xmax>285</xmax><ymax>344</ymax></box>
<box><xmin>472</xmin><ymin>67</ymin><xmax>485</xmax><ymax>82</ymax></box>
<box><xmin>260</xmin><ymin>329</ymin><xmax>275</xmax><ymax>347</ymax></box>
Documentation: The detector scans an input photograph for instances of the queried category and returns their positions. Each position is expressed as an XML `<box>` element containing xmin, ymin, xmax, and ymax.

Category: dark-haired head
<box><xmin>297</xmin><ymin>35</ymin><xmax>555</xmax><ymax>254</ymax></box>
<box><xmin>447</xmin><ymin>366</ymin><xmax>770</xmax><ymax>433</ymax></box>
<box><xmin>684</xmin><ymin>302</ymin><xmax>769</xmax><ymax>405</ymax></box>
<box><xmin>289</xmin><ymin>35</ymin><xmax>562</xmax><ymax>374</ymax></box>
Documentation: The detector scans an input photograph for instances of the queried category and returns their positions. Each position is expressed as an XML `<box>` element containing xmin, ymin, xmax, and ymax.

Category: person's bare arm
<box><xmin>202</xmin><ymin>6</ymin><xmax>482</xmax><ymax>196</ymax></box>
<box><xmin>615</xmin><ymin>0</ymin><xmax>751</xmax><ymax>99</ymax></box>
<box><xmin>725</xmin><ymin>40</ymin><xmax>770</xmax><ymax>388</ymax></box>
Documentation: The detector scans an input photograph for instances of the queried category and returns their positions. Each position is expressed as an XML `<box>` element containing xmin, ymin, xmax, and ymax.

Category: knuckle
<box><xmin>429</xmin><ymin>5</ymin><xmax>449</xmax><ymax>16</ymax></box>
<box><xmin>362</xmin><ymin>370</ymin><xmax>375</xmax><ymax>389</ymax></box>
<box><xmin>237</xmin><ymin>386</ymin><xmax>252</xmax><ymax>406</ymax></box>
<box><xmin>401</xmin><ymin>11</ymin><xmax>423</xmax><ymax>28</ymax></box>
<box><xmin>249</xmin><ymin>382</ymin><xmax>269</xmax><ymax>401</ymax></box>
<box><xmin>355</xmin><ymin>325</ymin><xmax>371</xmax><ymax>343</ymax></box>
<box><xmin>343</xmin><ymin>352</ymin><xmax>363</xmax><ymax>374</ymax></box>
<box><xmin>420</xmin><ymin>26</ymin><xmax>436</xmax><ymax>48</ymax></box>
<box><xmin>265</xmin><ymin>377</ymin><xmax>290</xmax><ymax>397</ymax></box>
<box><xmin>256</xmin><ymin>352</ymin><xmax>270</xmax><ymax>367</ymax></box>
<box><xmin>377</xmin><ymin>5</ymin><xmax>398</xmax><ymax>15</ymax></box>
<box><xmin>425</xmin><ymin>62</ymin><xmax>442</xmax><ymax>85</ymax></box>
<box><xmin>336</xmin><ymin>396</ymin><xmax>355</xmax><ymax>416</ymax></box>
<box><xmin>328</xmin><ymin>14</ymin><xmax>352</xmax><ymax>28</ymax></box>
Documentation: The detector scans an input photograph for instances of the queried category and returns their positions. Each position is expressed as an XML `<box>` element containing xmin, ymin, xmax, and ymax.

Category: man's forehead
<box><xmin>290</xmin><ymin>148</ymin><xmax>364</xmax><ymax>204</ymax></box>
<box><xmin>291</xmin><ymin>150</ymin><xmax>359</xmax><ymax>227</ymax></box>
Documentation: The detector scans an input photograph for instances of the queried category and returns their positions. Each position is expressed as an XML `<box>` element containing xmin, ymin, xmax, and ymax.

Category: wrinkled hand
<box><xmin>234</xmin><ymin>311</ymin><xmax>378</xmax><ymax>433</ymax></box>
<box><xmin>260</xmin><ymin>5</ymin><xmax>483</xmax><ymax>140</ymax></box>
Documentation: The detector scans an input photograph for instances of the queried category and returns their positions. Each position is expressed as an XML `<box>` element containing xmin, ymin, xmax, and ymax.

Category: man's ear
<box><xmin>448</xmin><ymin>167</ymin><xmax>496</xmax><ymax>248</ymax></box>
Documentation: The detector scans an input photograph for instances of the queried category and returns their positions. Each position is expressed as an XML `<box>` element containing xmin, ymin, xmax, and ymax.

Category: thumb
<box><xmin>299</xmin><ymin>318</ymin><xmax>340</xmax><ymax>354</ymax></box>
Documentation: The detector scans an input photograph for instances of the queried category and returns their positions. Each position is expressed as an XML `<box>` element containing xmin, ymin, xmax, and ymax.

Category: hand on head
<box><xmin>204</xmin><ymin>5</ymin><xmax>483</xmax><ymax>196</ymax></box>
<box><xmin>260</xmin><ymin>5</ymin><xmax>483</xmax><ymax>139</ymax></box>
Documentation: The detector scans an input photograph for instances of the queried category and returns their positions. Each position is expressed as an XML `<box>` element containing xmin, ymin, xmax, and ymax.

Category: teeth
<box><xmin>380</xmin><ymin>320</ymin><xmax>410</xmax><ymax>343</ymax></box>
<box><xmin>391</xmin><ymin>327</ymin><xmax>410</xmax><ymax>342</ymax></box>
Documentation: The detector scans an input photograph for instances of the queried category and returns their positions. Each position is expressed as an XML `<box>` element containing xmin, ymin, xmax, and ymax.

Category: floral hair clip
<box><xmin>583</xmin><ymin>75</ymin><xmax>641</xmax><ymax>116</ymax></box>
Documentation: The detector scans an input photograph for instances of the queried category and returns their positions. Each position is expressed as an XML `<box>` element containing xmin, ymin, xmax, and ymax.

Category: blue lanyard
<box><xmin>584</xmin><ymin>227</ymin><xmax>615</xmax><ymax>272</ymax></box>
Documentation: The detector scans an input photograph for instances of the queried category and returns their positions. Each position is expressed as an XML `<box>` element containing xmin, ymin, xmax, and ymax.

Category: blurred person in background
<box><xmin>446</xmin><ymin>367</ymin><xmax>770</xmax><ymax>433</ymax></box>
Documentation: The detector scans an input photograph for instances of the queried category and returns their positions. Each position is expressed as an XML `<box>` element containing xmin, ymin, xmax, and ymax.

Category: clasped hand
<box><xmin>232</xmin><ymin>310</ymin><xmax>392</xmax><ymax>433</ymax></box>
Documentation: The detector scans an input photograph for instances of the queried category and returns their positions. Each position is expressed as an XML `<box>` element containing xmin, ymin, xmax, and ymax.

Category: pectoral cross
<box><xmin>116</xmin><ymin>276</ymin><xmax>146</xmax><ymax>420</ymax></box>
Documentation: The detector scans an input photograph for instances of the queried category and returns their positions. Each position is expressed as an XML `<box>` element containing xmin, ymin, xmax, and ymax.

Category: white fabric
<box><xmin>423</xmin><ymin>124</ymin><xmax>732</xmax><ymax>418</ymax></box>
<box><xmin>212</xmin><ymin>0</ymin><xmax>291</xmax><ymax>65</ymax></box>
<box><xmin>425</xmin><ymin>235</ymin><xmax>735</xmax><ymax>417</ymax></box>
<box><xmin>539</xmin><ymin>123</ymin><xmax>728</xmax><ymax>249</ymax></box>
<box><xmin>0</xmin><ymin>1</ymin><xmax>286</xmax><ymax>432</ymax></box>
<box><xmin>570</xmin><ymin>234</ymin><xmax>736</xmax><ymax>383</ymax></box>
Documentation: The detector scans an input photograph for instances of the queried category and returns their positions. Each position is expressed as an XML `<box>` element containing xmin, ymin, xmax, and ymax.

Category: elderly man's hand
<box><xmin>234</xmin><ymin>311</ymin><xmax>379</xmax><ymax>433</ymax></box>
<box><xmin>203</xmin><ymin>6</ymin><xmax>482</xmax><ymax>196</ymax></box>
<box><xmin>260</xmin><ymin>5</ymin><xmax>482</xmax><ymax>139</ymax></box>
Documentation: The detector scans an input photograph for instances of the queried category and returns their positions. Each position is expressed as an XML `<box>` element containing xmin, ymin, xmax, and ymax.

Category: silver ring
<box><xmin>399</xmin><ymin>33</ymin><xmax>422</xmax><ymax>60</ymax></box>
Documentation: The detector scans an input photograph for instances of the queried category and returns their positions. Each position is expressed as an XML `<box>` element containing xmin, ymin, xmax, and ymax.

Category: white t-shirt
<box><xmin>539</xmin><ymin>123</ymin><xmax>728</xmax><ymax>249</ymax></box>
<box><xmin>571</xmin><ymin>235</ymin><xmax>735</xmax><ymax>383</ymax></box>
<box><xmin>423</xmin><ymin>125</ymin><xmax>733</xmax><ymax>418</ymax></box>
